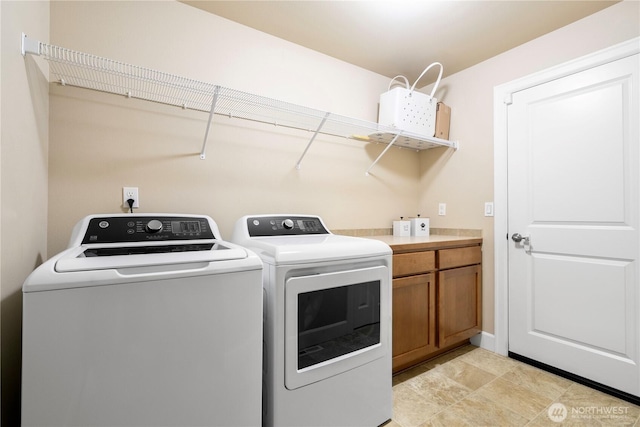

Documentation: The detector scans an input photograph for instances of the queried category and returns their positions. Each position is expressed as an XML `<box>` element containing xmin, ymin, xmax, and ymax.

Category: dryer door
<box><xmin>284</xmin><ymin>265</ymin><xmax>390</xmax><ymax>390</ymax></box>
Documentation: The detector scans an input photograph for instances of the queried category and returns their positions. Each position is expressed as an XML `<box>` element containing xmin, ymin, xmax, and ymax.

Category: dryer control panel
<box><xmin>245</xmin><ymin>215</ymin><xmax>329</xmax><ymax>237</ymax></box>
<box><xmin>81</xmin><ymin>216</ymin><xmax>215</xmax><ymax>244</ymax></box>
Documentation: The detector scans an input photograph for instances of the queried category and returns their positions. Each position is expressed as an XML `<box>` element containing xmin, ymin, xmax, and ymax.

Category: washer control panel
<box><xmin>246</xmin><ymin>215</ymin><xmax>329</xmax><ymax>237</ymax></box>
<box><xmin>81</xmin><ymin>216</ymin><xmax>215</xmax><ymax>244</ymax></box>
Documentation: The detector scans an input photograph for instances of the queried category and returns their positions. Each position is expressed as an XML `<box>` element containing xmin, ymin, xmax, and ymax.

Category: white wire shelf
<box><xmin>21</xmin><ymin>33</ymin><xmax>458</xmax><ymax>171</ymax></box>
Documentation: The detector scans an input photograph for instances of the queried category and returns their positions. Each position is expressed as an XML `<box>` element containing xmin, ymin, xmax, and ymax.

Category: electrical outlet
<box><xmin>122</xmin><ymin>187</ymin><xmax>139</xmax><ymax>209</ymax></box>
<box><xmin>438</xmin><ymin>203</ymin><xmax>446</xmax><ymax>216</ymax></box>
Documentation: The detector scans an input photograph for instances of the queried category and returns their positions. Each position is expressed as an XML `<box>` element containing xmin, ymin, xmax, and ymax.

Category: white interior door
<box><xmin>507</xmin><ymin>53</ymin><xmax>639</xmax><ymax>397</ymax></box>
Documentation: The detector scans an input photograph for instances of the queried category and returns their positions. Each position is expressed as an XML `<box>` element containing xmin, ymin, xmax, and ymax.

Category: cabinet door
<box><xmin>392</xmin><ymin>273</ymin><xmax>436</xmax><ymax>372</ymax></box>
<box><xmin>438</xmin><ymin>264</ymin><xmax>482</xmax><ymax>348</ymax></box>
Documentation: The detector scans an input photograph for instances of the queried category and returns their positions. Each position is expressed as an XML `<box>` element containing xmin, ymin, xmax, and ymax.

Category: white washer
<box><xmin>232</xmin><ymin>214</ymin><xmax>393</xmax><ymax>427</ymax></box>
<box><xmin>22</xmin><ymin>214</ymin><xmax>263</xmax><ymax>427</ymax></box>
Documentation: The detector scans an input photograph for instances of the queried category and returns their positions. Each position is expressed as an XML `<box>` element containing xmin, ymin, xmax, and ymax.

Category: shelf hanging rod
<box><xmin>295</xmin><ymin>112</ymin><xmax>330</xmax><ymax>170</ymax></box>
<box><xmin>200</xmin><ymin>86</ymin><xmax>220</xmax><ymax>160</ymax></box>
<box><xmin>365</xmin><ymin>132</ymin><xmax>403</xmax><ymax>176</ymax></box>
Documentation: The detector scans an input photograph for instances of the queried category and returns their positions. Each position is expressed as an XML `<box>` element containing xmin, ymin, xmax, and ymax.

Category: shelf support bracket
<box><xmin>295</xmin><ymin>112</ymin><xmax>330</xmax><ymax>170</ymax></box>
<box><xmin>200</xmin><ymin>85</ymin><xmax>220</xmax><ymax>160</ymax></box>
<box><xmin>365</xmin><ymin>132</ymin><xmax>403</xmax><ymax>176</ymax></box>
<box><xmin>21</xmin><ymin>33</ymin><xmax>41</xmax><ymax>56</ymax></box>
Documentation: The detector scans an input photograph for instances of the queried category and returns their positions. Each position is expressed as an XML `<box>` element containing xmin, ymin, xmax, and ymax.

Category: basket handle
<box><xmin>410</xmin><ymin>62</ymin><xmax>443</xmax><ymax>98</ymax></box>
<box><xmin>387</xmin><ymin>75</ymin><xmax>410</xmax><ymax>91</ymax></box>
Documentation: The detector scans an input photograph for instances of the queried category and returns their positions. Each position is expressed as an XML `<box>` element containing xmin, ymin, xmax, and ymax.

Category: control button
<box><xmin>127</xmin><ymin>221</ymin><xmax>135</xmax><ymax>227</ymax></box>
<box><xmin>98</xmin><ymin>221</ymin><xmax>109</xmax><ymax>229</ymax></box>
<box><xmin>146</xmin><ymin>220</ymin><xmax>163</xmax><ymax>233</ymax></box>
<box><xmin>252</xmin><ymin>219</ymin><xmax>260</xmax><ymax>226</ymax></box>
<box><xmin>282</xmin><ymin>219</ymin><xmax>294</xmax><ymax>230</ymax></box>
<box><xmin>127</xmin><ymin>229</ymin><xmax>135</xmax><ymax>234</ymax></box>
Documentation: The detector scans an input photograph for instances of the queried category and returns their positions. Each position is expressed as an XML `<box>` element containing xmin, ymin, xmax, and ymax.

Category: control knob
<box><xmin>146</xmin><ymin>219</ymin><xmax>163</xmax><ymax>233</ymax></box>
<box><xmin>282</xmin><ymin>219</ymin><xmax>294</xmax><ymax>230</ymax></box>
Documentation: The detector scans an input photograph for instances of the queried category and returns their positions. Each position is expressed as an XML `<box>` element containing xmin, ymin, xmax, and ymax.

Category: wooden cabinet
<box><xmin>391</xmin><ymin>240</ymin><xmax>482</xmax><ymax>373</ymax></box>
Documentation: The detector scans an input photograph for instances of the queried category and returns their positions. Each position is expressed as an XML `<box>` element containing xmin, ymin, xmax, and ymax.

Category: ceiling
<box><xmin>182</xmin><ymin>0</ymin><xmax>619</xmax><ymax>85</ymax></box>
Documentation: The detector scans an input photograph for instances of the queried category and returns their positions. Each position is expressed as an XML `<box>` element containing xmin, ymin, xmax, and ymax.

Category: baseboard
<box><xmin>470</xmin><ymin>331</ymin><xmax>495</xmax><ymax>352</ymax></box>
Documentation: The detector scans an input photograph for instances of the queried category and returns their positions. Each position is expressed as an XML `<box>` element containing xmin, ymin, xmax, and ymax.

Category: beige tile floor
<box><xmin>388</xmin><ymin>345</ymin><xmax>640</xmax><ymax>427</ymax></box>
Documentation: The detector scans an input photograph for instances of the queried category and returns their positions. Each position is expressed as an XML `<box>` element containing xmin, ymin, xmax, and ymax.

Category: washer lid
<box><xmin>240</xmin><ymin>234</ymin><xmax>391</xmax><ymax>264</ymax></box>
<box><xmin>54</xmin><ymin>241</ymin><xmax>248</xmax><ymax>272</ymax></box>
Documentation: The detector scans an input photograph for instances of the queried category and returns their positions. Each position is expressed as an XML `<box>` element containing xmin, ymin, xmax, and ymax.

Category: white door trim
<box><xmin>493</xmin><ymin>37</ymin><xmax>640</xmax><ymax>357</ymax></box>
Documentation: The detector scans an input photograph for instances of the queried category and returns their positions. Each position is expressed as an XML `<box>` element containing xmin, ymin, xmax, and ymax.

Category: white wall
<box><xmin>47</xmin><ymin>1</ymin><xmax>422</xmax><ymax>255</ymax></box>
<box><xmin>0</xmin><ymin>1</ymin><xmax>49</xmax><ymax>424</ymax></box>
<box><xmin>418</xmin><ymin>0</ymin><xmax>640</xmax><ymax>335</ymax></box>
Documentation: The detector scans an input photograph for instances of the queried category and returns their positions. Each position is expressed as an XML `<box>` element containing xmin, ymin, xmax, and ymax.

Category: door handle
<box><xmin>511</xmin><ymin>233</ymin><xmax>530</xmax><ymax>245</ymax></box>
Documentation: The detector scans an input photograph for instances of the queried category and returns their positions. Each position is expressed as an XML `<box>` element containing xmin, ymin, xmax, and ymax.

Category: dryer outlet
<box><xmin>123</xmin><ymin>187</ymin><xmax>139</xmax><ymax>209</ymax></box>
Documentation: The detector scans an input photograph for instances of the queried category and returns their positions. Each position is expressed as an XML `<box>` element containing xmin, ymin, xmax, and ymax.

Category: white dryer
<box><xmin>22</xmin><ymin>214</ymin><xmax>263</xmax><ymax>427</ymax></box>
<box><xmin>232</xmin><ymin>214</ymin><xmax>392</xmax><ymax>427</ymax></box>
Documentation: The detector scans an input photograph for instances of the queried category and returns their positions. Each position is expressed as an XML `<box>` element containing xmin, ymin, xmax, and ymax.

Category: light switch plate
<box><xmin>484</xmin><ymin>202</ymin><xmax>494</xmax><ymax>217</ymax></box>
